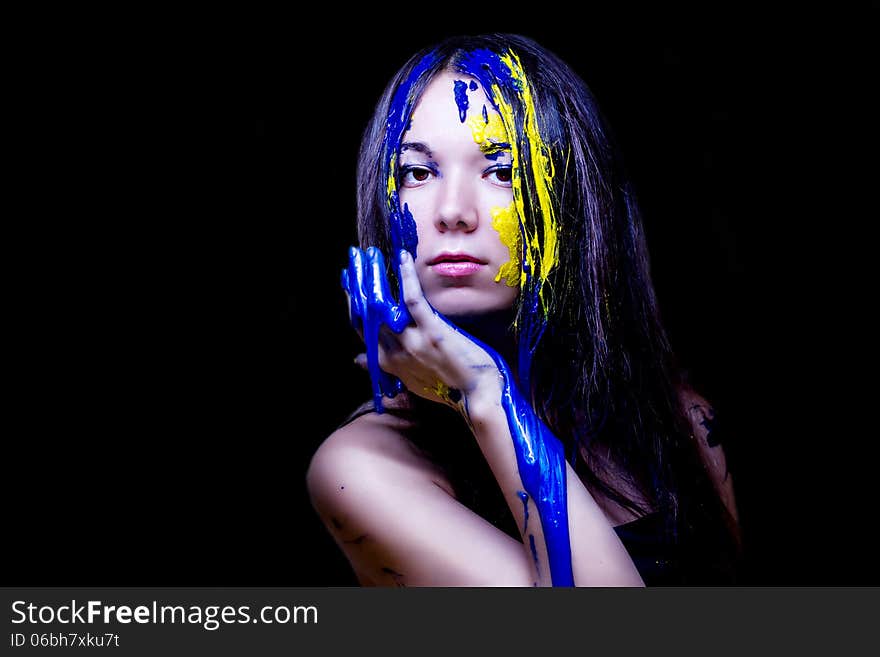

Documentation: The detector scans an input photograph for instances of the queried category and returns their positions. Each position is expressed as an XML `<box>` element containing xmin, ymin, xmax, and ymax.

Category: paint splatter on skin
<box><xmin>689</xmin><ymin>403</ymin><xmax>730</xmax><ymax>481</ymax></box>
<box><xmin>529</xmin><ymin>534</ymin><xmax>540</xmax><ymax>577</ymax></box>
<box><xmin>491</xmin><ymin>202</ymin><xmax>521</xmax><ymax>287</ymax></box>
<box><xmin>381</xmin><ymin>567</ymin><xmax>407</xmax><ymax>587</ymax></box>
<box><xmin>458</xmin><ymin>49</ymin><xmax>559</xmax><ymax>299</ymax></box>
<box><xmin>465</xmin><ymin>105</ymin><xmax>510</xmax><ymax>157</ymax></box>
<box><xmin>343</xmin><ymin>534</ymin><xmax>369</xmax><ymax>546</ymax></box>
<box><xmin>690</xmin><ymin>404</ymin><xmax>722</xmax><ymax>447</ymax></box>
<box><xmin>517</xmin><ymin>491</ymin><xmax>530</xmax><ymax>532</ymax></box>
<box><xmin>453</xmin><ymin>79</ymin><xmax>469</xmax><ymax>122</ymax></box>
<box><xmin>425</xmin><ymin>379</ymin><xmax>459</xmax><ymax>406</ymax></box>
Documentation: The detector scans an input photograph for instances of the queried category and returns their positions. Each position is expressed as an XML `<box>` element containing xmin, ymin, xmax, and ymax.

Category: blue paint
<box><xmin>389</xmin><ymin>193</ymin><xmax>418</xmax><ymax>262</ymax></box>
<box><xmin>341</xmin><ymin>246</ymin><xmax>573</xmax><ymax>585</ymax></box>
<box><xmin>406</xmin><ymin>256</ymin><xmax>572</xmax><ymax>586</ymax></box>
<box><xmin>483</xmin><ymin>145</ymin><xmax>511</xmax><ymax>162</ymax></box>
<box><xmin>453</xmin><ymin>79</ymin><xmax>469</xmax><ymax>123</ymax></box>
<box><xmin>351</xmin><ymin>51</ymin><xmax>437</xmax><ymax>412</ymax></box>
<box><xmin>343</xmin><ymin>46</ymin><xmax>571</xmax><ymax>584</ymax></box>
<box><xmin>482</xmin><ymin>104</ymin><xmax>488</xmax><ymax>124</ymax></box>
<box><xmin>456</xmin><ymin>48</ymin><xmax>522</xmax><ymax>115</ymax></box>
<box><xmin>382</xmin><ymin>50</ymin><xmax>438</xmax><ymax>263</ymax></box>
<box><xmin>342</xmin><ymin>247</ymin><xmax>411</xmax><ymax>413</ymax></box>
<box><xmin>448</xmin><ymin>50</ymin><xmax>564</xmax><ymax>582</ymax></box>
<box><xmin>469</xmin><ymin>80</ymin><xmax>478</xmax><ymax>91</ymax></box>
<box><xmin>528</xmin><ymin>534</ymin><xmax>540</xmax><ymax>576</ymax></box>
<box><xmin>517</xmin><ymin>491</ymin><xmax>530</xmax><ymax>532</ymax></box>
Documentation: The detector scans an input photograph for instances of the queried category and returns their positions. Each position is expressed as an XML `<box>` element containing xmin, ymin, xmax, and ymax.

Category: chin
<box><xmin>425</xmin><ymin>287</ymin><xmax>517</xmax><ymax>319</ymax></box>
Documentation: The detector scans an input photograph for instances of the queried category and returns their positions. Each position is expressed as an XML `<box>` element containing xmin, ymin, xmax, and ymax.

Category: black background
<box><xmin>8</xmin><ymin>7</ymin><xmax>876</xmax><ymax>586</ymax></box>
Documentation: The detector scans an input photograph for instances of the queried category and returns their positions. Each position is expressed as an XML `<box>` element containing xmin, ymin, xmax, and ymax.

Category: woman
<box><xmin>307</xmin><ymin>33</ymin><xmax>741</xmax><ymax>586</ymax></box>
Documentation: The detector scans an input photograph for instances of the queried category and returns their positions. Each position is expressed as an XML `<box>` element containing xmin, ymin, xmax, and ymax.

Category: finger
<box><xmin>367</xmin><ymin>246</ymin><xmax>393</xmax><ymax>306</ymax></box>
<box><xmin>398</xmin><ymin>249</ymin><xmax>433</xmax><ymax>326</ymax></box>
<box><xmin>367</xmin><ymin>246</ymin><xmax>411</xmax><ymax>333</ymax></box>
<box><xmin>346</xmin><ymin>246</ymin><xmax>368</xmax><ymax>321</ymax></box>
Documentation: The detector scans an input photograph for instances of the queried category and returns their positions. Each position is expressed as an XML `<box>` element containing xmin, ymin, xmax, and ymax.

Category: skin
<box><xmin>398</xmin><ymin>71</ymin><xmax>519</xmax><ymax>318</ymax></box>
<box><xmin>312</xmin><ymin>69</ymin><xmax>741</xmax><ymax>586</ymax></box>
<box><xmin>340</xmin><ymin>73</ymin><xmax>594</xmax><ymax>585</ymax></box>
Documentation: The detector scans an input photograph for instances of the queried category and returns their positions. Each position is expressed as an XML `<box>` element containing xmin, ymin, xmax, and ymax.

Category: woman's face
<box><xmin>398</xmin><ymin>71</ymin><xmax>520</xmax><ymax>318</ymax></box>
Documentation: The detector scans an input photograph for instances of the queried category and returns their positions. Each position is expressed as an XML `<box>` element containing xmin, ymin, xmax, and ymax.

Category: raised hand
<box><xmin>341</xmin><ymin>246</ymin><xmax>410</xmax><ymax>412</ymax></box>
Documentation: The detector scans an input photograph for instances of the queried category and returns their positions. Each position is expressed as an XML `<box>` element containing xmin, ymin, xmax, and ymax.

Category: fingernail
<box><xmin>400</xmin><ymin>249</ymin><xmax>410</xmax><ymax>263</ymax></box>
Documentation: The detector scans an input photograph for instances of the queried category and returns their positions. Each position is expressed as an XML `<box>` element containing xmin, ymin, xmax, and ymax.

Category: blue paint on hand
<box><xmin>342</xmin><ymin>247</ymin><xmax>412</xmax><ymax>413</ymax></box>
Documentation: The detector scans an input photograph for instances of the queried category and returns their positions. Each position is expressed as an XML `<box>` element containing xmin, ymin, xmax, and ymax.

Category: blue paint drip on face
<box><xmin>455</xmin><ymin>48</ymin><xmax>521</xmax><ymax>115</ymax></box>
<box><xmin>383</xmin><ymin>51</ymin><xmax>438</xmax><ymax>264</ymax></box>
<box><xmin>453</xmin><ymin>79</ymin><xmax>469</xmax><ymax>123</ymax></box>
<box><xmin>517</xmin><ymin>491</ymin><xmax>530</xmax><ymax>533</ymax></box>
<box><xmin>469</xmin><ymin>80</ymin><xmax>478</xmax><ymax>91</ymax></box>
<box><xmin>349</xmin><ymin>52</ymin><xmax>437</xmax><ymax>412</ymax></box>
<box><xmin>483</xmin><ymin>145</ymin><xmax>511</xmax><ymax>162</ymax></box>
<box><xmin>389</xmin><ymin>192</ymin><xmax>418</xmax><ymax>261</ymax></box>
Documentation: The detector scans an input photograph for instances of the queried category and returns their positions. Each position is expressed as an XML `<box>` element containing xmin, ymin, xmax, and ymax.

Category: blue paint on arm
<box><xmin>425</xmin><ymin>289</ymin><xmax>573</xmax><ymax>586</ymax></box>
<box><xmin>342</xmin><ymin>249</ymin><xmax>573</xmax><ymax>585</ymax></box>
<box><xmin>528</xmin><ymin>534</ymin><xmax>540</xmax><ymax>576</ymax></box>
<box><xmin>517</xmin><ymin>490</ymin><xmax>530</xmax><ymax>533</ymax></box>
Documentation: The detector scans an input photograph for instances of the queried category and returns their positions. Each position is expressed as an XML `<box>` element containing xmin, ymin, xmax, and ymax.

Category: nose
<box><xmin>435</xmin><ymin>171</ymin><xmax>478</xmax><ymax>233</ymax></box>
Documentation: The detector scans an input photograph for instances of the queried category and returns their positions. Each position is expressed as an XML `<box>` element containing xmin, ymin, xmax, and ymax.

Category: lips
<box><xmin>427</xmin><ymin>253</ymin><xmax>487</xmax><ymax>278</ymax></box>
<box><xmin>427</xmin><ymin>252</ymin><xmax>487</xmax><ymax>266</ymax></box>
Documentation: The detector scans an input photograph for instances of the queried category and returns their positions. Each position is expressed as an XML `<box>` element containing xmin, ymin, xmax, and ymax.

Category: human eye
<box><xmin>399</xmin><ymin>164</ymin><xmax>435</xmax><ymax>188</ymax></box>
<box><xmin>484</xmin><ymin>165</ymin><xmax>513</xmax><ymax>187</ymax></box>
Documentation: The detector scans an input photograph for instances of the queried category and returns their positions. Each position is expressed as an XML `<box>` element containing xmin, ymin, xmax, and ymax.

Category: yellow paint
<box><xmin>466</xmin><ymin>108</ymin><xmax>509</xmax><ymax>155</ymax></box>
<box><xmin>484</xmin><ymin>51</ymin><xmax>560</xmax><ymax>312</ymax></box>
<box><xmin>491</xmin><ymin>202</ymin><xmax>521</xmax><ymax>287</ymax></box>
<box><xmin>425</xmin><ymin>380</ymin><xmax>455</xmax><ymax>404</ymax></box>
<box><xmin>387</xmin><ymin>151</ymin><xmax>398</xmax><ymax>197</ymax></box>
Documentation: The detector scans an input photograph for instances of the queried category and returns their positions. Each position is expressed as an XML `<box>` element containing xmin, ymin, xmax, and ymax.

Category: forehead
<box><xmin>406</xmin><ymin>72</ymin><xmax>494</xmax><ymax>130</ymax></box>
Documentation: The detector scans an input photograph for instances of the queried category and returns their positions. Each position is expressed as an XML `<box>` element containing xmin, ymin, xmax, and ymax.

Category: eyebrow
<box><xmin>400</xmin><ymin>142</ymin><xmax>434</xmax><ymax>158</ymax></box>
<box><xmin>400</xmin><ymin>140</ymin><xmax>513</xmax><ymax>160</ymax></box>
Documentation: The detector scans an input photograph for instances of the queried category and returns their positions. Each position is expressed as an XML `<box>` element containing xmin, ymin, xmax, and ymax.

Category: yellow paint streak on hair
<box><xmin>387</xmin><ymin>151</ymin><xmax>398</xmax><ymax>197</ymax></box>
<box><xmin>488</xmin><ymin>51</ymin><xmax>560</xmax><ymax>310</ymax></box>
<box><xmin>491</xmin><ymin>202</ymin><xmax>521</xmax><ymax>287</ymax></box>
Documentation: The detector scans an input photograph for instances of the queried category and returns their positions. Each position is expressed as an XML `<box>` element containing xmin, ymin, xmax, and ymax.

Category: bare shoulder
<box><xmin>306</xmin><ymin>409</ymin><xmax>453</xmax><ymax>504</ymax></box>
<box><xmin>305</xmin><ymin>406</ymin><xmax>532</xmax><ymax>586</ymax></box>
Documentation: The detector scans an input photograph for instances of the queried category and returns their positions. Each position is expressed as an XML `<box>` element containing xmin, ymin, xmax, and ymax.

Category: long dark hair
<box><xmin>352</xmin><ymin>33</ymin><xmax>740</xmax><ymax>582</ymax></box>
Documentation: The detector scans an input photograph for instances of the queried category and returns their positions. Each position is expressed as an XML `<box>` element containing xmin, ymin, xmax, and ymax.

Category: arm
<box><xmin>337</xmin><ymin>246</ymin><xmax>643</xmax><ymax>586</ymax></box>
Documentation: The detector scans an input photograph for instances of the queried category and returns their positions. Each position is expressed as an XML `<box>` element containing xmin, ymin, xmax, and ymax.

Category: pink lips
<box><xmin>427</xmin><ymin>252</ymin><xmax>486</xmax><ymax>277</ymax></box>
<box><xmin>432</xmin><ymin>261</ymin><xmax>483</xmax><ymax>276</ymax></box>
